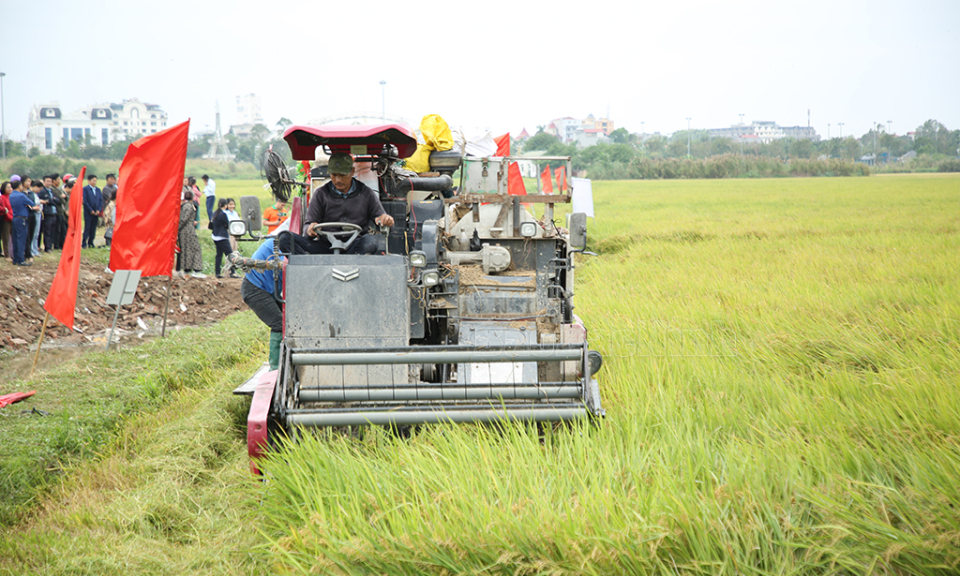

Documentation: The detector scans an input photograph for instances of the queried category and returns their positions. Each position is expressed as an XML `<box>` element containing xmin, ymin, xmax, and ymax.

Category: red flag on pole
<box><xmin>554</xmin><ymin>166</ymin><xmax>567</xmax><ymax>193</ymax></box>
<box><xmin>109</xmin><ymin>120</ymin><xmax>190</xmax><ymax>277</ymax></box>
<box><xmin>507</xmin><ymin>162</ymin><xmax>526</xmax><ymax>196</ymax></box>
<box><xmin>494</xmin><ymin>132</ymin><xmax>510</xmax><ymax>157</ymax></box>
<box><xmin>540</xmin><ymin>165</ymin><xmax>553</xmax><ymax>193</ymax></box>
<box><xmin>43</xmin><ymin>166</ymin><xmax>86</xmax><ymax>330</ymax></box>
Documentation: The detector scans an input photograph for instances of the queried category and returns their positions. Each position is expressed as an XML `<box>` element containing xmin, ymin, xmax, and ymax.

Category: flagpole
<box><xmin>30</xmin><ymin>311</ymin><xmax>50</xmax><ymax>378</ymax></box>
<box><xmin>161</xmin><ymin>274</ymin><xmax>173</xmax><ymax>337</ymax></box>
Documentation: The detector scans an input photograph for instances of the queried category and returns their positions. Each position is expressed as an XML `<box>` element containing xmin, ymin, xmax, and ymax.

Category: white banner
<box><xmin>571</xmin><ymin>177</ymin><xmax>594</xmax><ymax>218</ymax></box>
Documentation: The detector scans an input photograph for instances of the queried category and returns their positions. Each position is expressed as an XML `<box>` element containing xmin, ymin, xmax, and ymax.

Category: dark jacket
<box><xmin>83</xmin><ymin>185</ymin><xmax>103</xmax><ymax>215</ymax></box>
<box><xmin>304</xmin><ymin>179</ymin><xmax>385</xmax><ymax>232</ymax></box>
<box><xmin>211</xmin><ymin>209</ymin><xmax>231</xmax><ymax>239</ymax></box>
<box><xmin>38</xmin><ymin>187</ymin><xmax>61</xmax><ymax>216</ymax></box>
<box><xmin>102</xmin><ymin>183</ymin><xmax>118</xmax><ymax>203</ymax></box>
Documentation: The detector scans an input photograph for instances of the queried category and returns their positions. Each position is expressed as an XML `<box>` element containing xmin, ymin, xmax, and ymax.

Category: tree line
<box><xmin>521</xmin><ymin>119</ymin><xmax>960</xmax><ymax>179</ymax></box>
<box><xmin>6</xmin><ymin>118</ymin><xmax>957</xmax><ymax>181</ymax></box>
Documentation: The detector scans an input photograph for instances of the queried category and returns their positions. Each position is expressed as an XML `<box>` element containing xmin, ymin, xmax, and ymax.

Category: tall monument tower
<box><xmin>204</xmin><ymin>101</ymin><xmax>235</xmax><ymax>161</ymax></box>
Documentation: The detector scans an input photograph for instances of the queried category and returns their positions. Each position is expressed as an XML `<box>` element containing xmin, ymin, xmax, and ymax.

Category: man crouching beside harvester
<box><xmin>278</xmin><ymin>152</ymin><xmax>394</xmax><ymax>255</ymax></box>
<box><xmin>240</xmin><ymin>237</ymin><xmax>285</xmax><ymax>370</ymax></box>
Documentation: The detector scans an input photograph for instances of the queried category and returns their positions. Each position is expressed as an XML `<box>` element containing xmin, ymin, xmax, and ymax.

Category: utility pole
<box><xmin>380</xmin><ymin>80</ymin><xmax>386</xmax><ymax>121</ymax></box>
<box><xmin>738</xmin><ymin>113</ymin><xmax>744</xmax><ymax>155</ymax></box>
<box><xmin>686</xmin><ymin>117</ymin><xmax>691</xmax><ymax>158</ymax></box>
<box><xmin>0</xmin><ymin>72</ymin><xmax>6</xmax><ymax>159</ymax></box>
<box><xmin>874</xmin><ymin>122</ymin><xmax>878</xmax><ymax>161</ymax></box>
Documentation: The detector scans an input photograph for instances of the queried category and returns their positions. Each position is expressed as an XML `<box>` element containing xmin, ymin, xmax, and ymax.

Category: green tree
<box><xmin>667</xmin><ymin>139</ymin><xmax>687</xmax><ymax>158</ymax></box>
<box><xmin>913</xmin><ymin>119</ymin><xmax>946</xmax><ymax>155</ymax></box>
<box><xmin>276</xmin><ymin>117</ymin><xmax>293</xmax><ymax>137</ymax></box>
<box><xmin>842</xmin><ymin>137</ymin><xmax>861</xmax><ymax>161</ymax></box>
<box><xmin>643</xmin><ymin>134</ymin><xmax>666</xmax><ymax>156</ymax></box>
<box><xmin>250</xmin><ymin>123</ymin><xmax>271</xmax><ymax>142</ymax></box>
<box><xmin>609</xmin><ymin>128</ymin><xmax>630</xmax><ymax>144</ymax></box>
<box><xmin>524</xmin><ymin>131</ymin><xmax>560</xmax><ymax>152</ymax></box>
<box><xmin>790</xmin><ymin>138</ymin><xmax>815</xmax><ymax>159</ymax></box>
<box><xmin>708</xmin><ymin>138</ymin><xmax>734</xmax><ymax>156</ymax></box>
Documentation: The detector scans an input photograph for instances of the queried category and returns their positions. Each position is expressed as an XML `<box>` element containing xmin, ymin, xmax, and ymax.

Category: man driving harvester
<box><xmin>280</xmin><ymin>152</ymin><xmax>394</xmax><ymax>255</ymax></box>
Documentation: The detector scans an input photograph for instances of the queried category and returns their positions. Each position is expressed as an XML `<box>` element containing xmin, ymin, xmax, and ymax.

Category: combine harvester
<box><xmin>231</xmin><ymin>124</ymin><xmax>604</xmax><ymax>472</ymax></box>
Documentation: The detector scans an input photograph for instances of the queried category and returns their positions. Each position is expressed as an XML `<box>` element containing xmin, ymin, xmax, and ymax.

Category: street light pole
<box><xmin>380</xmin><ymin>80</ymin><xmax>386</xmax><ymax>121</ymax></box>
<box><xmin>874</xmin><ymin>122</ymin><xmax>878</xmax><ymax>160</ymax></box>
<box><xmin>0</xmin><ymin>72</ymin><xmax>6</xmax><ymax>159</ymax></box>
<box><xmin>738</xmin><ymin>113</ymin><xmax>744</xmax><ymax>155</ymax></box>
<box><xmin>838</xmin><ymin>122</ymin><xmax>843</xmax><ymax>139</ymax></box>
<box><xmin>686</xmin><ymin>117</ymin><xmax>691</xmax><ymax>158</ymax></box>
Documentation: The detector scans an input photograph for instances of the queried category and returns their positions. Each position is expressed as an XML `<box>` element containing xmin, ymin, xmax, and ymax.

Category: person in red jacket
<box><xmin>0</xmin><ymin>181</ymin><xmax>13</xmax><ymax>259</ymax></box>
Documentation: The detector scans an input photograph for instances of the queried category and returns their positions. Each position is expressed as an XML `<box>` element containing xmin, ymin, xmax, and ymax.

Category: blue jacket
<box><xmin>83</xmin><ymin>185</ymin><xmax>103</xmax><ymax>216</ymax></box>
<box><xmin>9</xmin><ymin>190</ymin><xmax>36</xmax><ymax>218</ymax></box>
<box><xmin>246</xmin><ymin>239</ymin><xmax>281</xmax><ymax>295</ymax></box>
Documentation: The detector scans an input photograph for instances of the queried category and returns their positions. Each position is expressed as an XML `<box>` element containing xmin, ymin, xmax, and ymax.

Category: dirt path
<box><xmin>0</xmin><ymin>254</ymin><xmax>243</xmax><ymax>352</ymax></box>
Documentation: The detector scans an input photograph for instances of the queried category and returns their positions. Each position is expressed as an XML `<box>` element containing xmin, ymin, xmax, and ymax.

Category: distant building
<box><xmin>576</xmin><ymin>128</ymin><xmax>612</xmax><ymax>148</ymax></box>
<box><xmin>230</xmin><ymin>93</ymin><xmax>264</xmax><ymax>138</ymax></box>
<box><xmin>26</xmin><ymin>98</ymin><xmax>169</xmax><ymax>154</ymax></box>
<box><xmin>547</xmin><ymin>117</ymin><xmax>581</xmax><ymax>142</ymax></box>
<box><xmin>708</xmin><ymin>120</ymin><xmax>819</xmax><ymax>144</ymax></box>
<box><xmin>543</xmin><ymin>114</ymin><xmax>616</xmax><ymax>145</ymax></box>
<box><xmin>516</xmin><ymin>127</ymin><xmax>530</xmax><ymax>140</ymax></box>
<box><xmin>582</xmin><ymin>114</ymin><xmax>614</xmax><ymax>135</ymax></box>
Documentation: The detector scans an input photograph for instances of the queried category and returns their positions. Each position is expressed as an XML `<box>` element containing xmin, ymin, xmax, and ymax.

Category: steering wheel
<box><xmin>309</xmin><ymin>222</ymin><xmax>362</xmax><ymax>254</ymax></box>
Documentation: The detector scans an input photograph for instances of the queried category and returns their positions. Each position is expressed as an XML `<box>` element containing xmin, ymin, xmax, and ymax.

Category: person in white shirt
<box><xmin>201</xmin><ymin>174</ymin><xmax>216</xmax><ymax>222</ymax></box>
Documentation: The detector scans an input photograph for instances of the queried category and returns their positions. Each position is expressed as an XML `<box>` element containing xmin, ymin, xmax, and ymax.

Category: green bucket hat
<box><xmin>328</xmin><ymin>153</ymin><xmax>354</xmax><ymax>175</ymax></box>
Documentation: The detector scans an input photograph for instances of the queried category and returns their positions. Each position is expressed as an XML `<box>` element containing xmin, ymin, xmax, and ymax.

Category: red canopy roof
<box><xmin>282</xmin><ymin>124</ymin><xmax>418</xmax><ymax>160</ymax></box>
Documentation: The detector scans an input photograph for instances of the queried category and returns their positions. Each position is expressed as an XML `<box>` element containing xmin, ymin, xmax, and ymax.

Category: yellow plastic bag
<box><xmin>405</xmin><ymin>145</ymin><xmax>433</xmax><ymax>174</ymax></box>
<box><xmin>405</xmin><ymin>114</ymin><xmax>454</xmax><ymax>173</ymax></box>
<box><xmin>420</xmin><ymin>114</ymin><xmax>454</xmax><ymax>152</ymax></box>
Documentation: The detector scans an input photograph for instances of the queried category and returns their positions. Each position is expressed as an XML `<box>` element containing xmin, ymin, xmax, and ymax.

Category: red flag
<box><xmin>44</xmin><ymin>167</ymin><xmax>86</xmax><ymax>329</ymax></box>
<box><xmin>554</xmin><ymin>166</ymin><xmax>567</xmax><ymax>193</ymax></box>
<box><xmin>540</xmin><ymin>165</ymin><xmax>554</xmax><ymax>193</ymax></box>
<box><xmin>0</xmin><ymin>390</ymin><xmax>36</xmax><ymax>408</ymax></box>
<box><xmin>109</xmin><ymin>120</ymin><xmax>190</xmax><ymax>277</ymax></box>
<box><xmin>507</xmin><ymin>162</ymin><xmax>526</xmax><ymax>196</ymax></box>
<box><xmin>494</xmin><ymin>132</ymin><xmax>510</xmax><ymax>157</ymax></box>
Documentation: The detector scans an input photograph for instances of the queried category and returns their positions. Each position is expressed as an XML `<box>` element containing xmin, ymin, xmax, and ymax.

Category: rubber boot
<box><xmin>269</xmin><ymin>332</ymin><xmax>282</xmax><ymax>371</ymax></box>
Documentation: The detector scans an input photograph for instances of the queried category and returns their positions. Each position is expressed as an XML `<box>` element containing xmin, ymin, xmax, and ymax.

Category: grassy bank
<box><xmin>0</xmin><ymin>313</ymin><xmax>266</xmax><ymax>528</ymax></box>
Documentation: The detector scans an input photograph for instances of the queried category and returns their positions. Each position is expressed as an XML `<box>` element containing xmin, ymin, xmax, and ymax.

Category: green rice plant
<box><xmin>253</xmin><ymin>174</ymin><xmax>960</xmax><ymax>574</ymax></box>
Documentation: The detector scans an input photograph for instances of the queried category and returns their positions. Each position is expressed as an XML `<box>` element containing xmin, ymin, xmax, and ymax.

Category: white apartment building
<box><xmin>708</xmin><ymin>120</ymin><xmax>819</xmax><ymax>144</ymax></box>
<box><xmin>26</xmin><ymin>98</ymin><xmax>169</xmax><ymax>154</ymax></box>
<box><xmin>230</xmin><ymin>93</ymin><xmax>264</xmax><ymax>138</ymax></box>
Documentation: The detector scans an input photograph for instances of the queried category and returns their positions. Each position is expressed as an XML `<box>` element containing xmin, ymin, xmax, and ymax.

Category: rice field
<box><xmin>2</xmin><ymin>174</ymin><xmax>957</xmax><ymax>575</ymax></box>
<box><xmin>256</xmin><ymin>174</ymin><xmax>960</xmax><ymax>574</ymax></box>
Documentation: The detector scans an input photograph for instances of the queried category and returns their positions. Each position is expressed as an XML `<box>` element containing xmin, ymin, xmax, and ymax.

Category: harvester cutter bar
<box><xmin>291</xmin><ymin>344</ymin><xmax>583</xmax><ymax>366</ymax></box>
<box><xmin>285</xmin><ymin>404</ymin><xmax>587</xmax><ymax>427</ymax></box>
<box><xmin>298</xmin><ymin>383</ymin><xmax>583</xmax><ymax>402</ymax></box>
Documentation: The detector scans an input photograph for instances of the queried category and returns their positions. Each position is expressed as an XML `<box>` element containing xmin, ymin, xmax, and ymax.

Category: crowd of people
<box><xmin>0</xmin><ymin>172</ymin><xmax>117</xmax><ymax>266</ymax></box>
<box><xmin>1</xmin><ymin>169</ymin><xmax>292</xmax><ymax>278</ymax></box>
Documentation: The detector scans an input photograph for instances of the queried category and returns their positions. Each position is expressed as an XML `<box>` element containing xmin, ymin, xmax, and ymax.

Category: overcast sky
<box><xmin>3</xmin><ymin>0</ymin><xmax>959</xmax><ymax>142</ymax></box>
